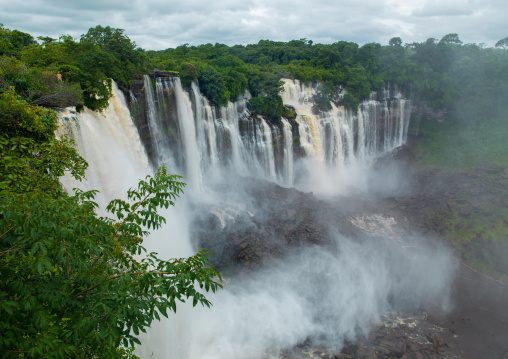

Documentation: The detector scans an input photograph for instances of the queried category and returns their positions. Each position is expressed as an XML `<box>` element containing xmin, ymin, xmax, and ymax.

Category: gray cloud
<box><xmin>0</xmin><ymin>0</ymin><xmax>506</xmax><ymax>49</ymax></box>
<box><xmin>412</xmin><ymin>0</ymin><xmax>476</xmax><ymax>17</ymax></box>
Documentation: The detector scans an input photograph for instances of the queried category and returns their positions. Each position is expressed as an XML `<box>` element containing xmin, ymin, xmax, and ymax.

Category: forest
<box><xmin>1</xmin><ymin>24</ymin><xmax>508</xmax><ymax>358</ymax></box>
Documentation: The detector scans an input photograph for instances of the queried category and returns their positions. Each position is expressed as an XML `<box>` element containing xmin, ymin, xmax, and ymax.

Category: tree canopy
<box><xmin>0</xmin><ymin>39</ymin><xmax>221</xmax><ymax>356</ymax></box>
<box><xmin>2</xmin><ymin>24</ymin><xmax>508</xmax><ymax>118</ymax></box>
<box><xmin>0</xmin><ymin>25</ymin><xmax>149</xmax><ymax>111</ymax></box>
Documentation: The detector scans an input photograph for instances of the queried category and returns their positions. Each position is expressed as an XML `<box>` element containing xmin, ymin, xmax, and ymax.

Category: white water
<box><xmin>139</xmin><ymin>77</ymin><xmax>411</xmax><ymax>189</ymax></box>
<box><xmin>56</xmin><ymin>81</ymin><xmax>150</xmax><ymax>205</ymax></box>
<box><xmin>56</xmin><ymin>80</ymin><xmax>196</xmax><ymax>359</ymax></box>
<box><xmin>280</xmin><ymin>118</ymin><xmax>294</xmax><ymax>186</ymax></box>
<box><xmin>56</xmin><ymin>77</ymin><xmax>453</xmax><ymax>359</ymax></box>
<box><xmin>281</xmin><ymin>79</ymin><xmax>411</xmax><ymax>168</ymax></box>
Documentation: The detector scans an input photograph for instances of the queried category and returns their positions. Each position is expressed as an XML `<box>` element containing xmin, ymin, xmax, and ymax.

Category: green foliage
<box><xmin>416</xmin><ymin>115</ymin><xmax>508</xmax><ymax>170</ymax></box>
<box><xmin>80</xmin><ymin>25</ymin><xmax>149</xmax><ymax>84</ymax></box>
<box><xmin>0</xmin><ymin>84</ymin><xmax>221</xmax><ymax>357</ymax></box>
<box><xmin>0</xmin><ymin>166</ymin><xmax>222</xmax><ymax>358</ymax></box>
<box><xmin>0</xmin><ymin>88</ymin><xmax>58</xmax><ymax>141</ymax></box>
<box><xmin>0</xmin><ymin>26</ymin><xmax>37</xmax><ymax>57</ymax></box>
<box><xmin>144</xmin><ymin>38</ymin><xmax>376</xmax><ymax>113</ymax></box>
<box><xmin>0</xmin><ymin>134</ymin><xmax>87</xmax><ymax>195</ymax></box>
<box><xmin>0</xmin><ymin>89</ymin><xmax>87</xmax><ymax>195</ymax></box>
<box><xmin>438</xmin><ymin>33</ymin><xmax>463</xmax><ymax>46</ymax></box>
<box><xmin>198</xmin><ymin>66</ymin><xmax>227</xmax><ymax>106</ymax></box>
<box><xmin>313</xmin><ymin>82</ymin><xmax>334</xmax><ymax>111</ymax></box>
<box><xmin>0</xmin><ymin>57</ymin><xmax>82</xmax><ymax>108</ymax></box>
<box><xmin>341</xmin><ymin>93</ymin><xmax>360</xmax><ymax>111</ymax></box>
<box><xmin>179</xmin><ymin>61</ymin><xmax>198</xmax><ymax>86</ymax></box>
<box><xmin>4</xmin><ymin>24</ymin><xmax>508</xmax><ymax>124</ymax></box>
<box><xmin>495</xmin><ymin>37</ymin><xmax>508</xmax><ymax>49</ymax></box>
<box><xmin>248</xmin><ymin>96</ymin><xmax>284</xmax><ymax>119</ymax></box>
<box><xmin>282</xmin><ymin>106</ymin><xmax>296</xmax><ymax>120</ymax></box>
<box><xmin>388</xmin><ymin>37</ymin><xmax>403</xmax><ymax>47</ymax></box>
<box><xmin>0</xmin><ymin>24</ymin><xmax>150</xmax><ymax>111</ymax></box>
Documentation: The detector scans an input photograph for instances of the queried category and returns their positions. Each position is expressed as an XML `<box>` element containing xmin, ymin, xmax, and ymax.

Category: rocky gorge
<box><xmin>188</xmin><ymin>136</ymin><xmax>508</xmax><ymax>359</ymax></box>
<box><xmin>58</xmin><ymin>74</ymin><xmax>508</xmax><ymax>359</ymax></box>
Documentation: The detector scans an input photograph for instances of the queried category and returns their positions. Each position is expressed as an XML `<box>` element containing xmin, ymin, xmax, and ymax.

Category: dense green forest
<box><xmin>3</xmin><ymin>23</ymin><xmax>506</xmax><ymax>166</ymax></box>
<box><xmin>1</xmin><ymin>24</ymin><xmax>508</xmax><ymax>357</ymax></box>
<box><xmin>0</xmin><ymin>25</ymin><xmax>222</xmax><ymax>358</ymax></box>
<box><xmin>2</xmin><ymin>24</ymin><xmax>508</xmax><ymax>118</ymax></box>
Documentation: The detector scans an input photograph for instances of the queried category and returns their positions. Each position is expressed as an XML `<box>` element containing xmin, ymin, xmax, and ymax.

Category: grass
<box><xmin>439</xmin><ymin>208</ymin><xmax>508</xmax><ymax>280</ymax></box>
<box><xmin>415</xmin><ymin>115</ymin><xmax>508</xmax><ymax>171</ymax></box>
<box><xmin>413</xmin><ymin>107</ymin><xmax>508</xmax><ymax>278</ymax></box>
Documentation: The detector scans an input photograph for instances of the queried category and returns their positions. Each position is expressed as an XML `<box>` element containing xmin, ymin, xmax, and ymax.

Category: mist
<box><xmin>57</xmin><ymin>76</ymin><xmax>462</xmax><ymax>359</ymax></box>
<box><xmin>178</xmin><ymin>229</ymin><xmax>454</xmax><ymax>359</ymax></box>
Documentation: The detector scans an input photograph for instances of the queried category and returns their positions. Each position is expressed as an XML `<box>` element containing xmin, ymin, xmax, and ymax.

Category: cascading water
<box><xmin>280</xmin><ymin>118</ymin><xmax>294</xmax><ymax>187</ymax></box>
<box><xmin>55</xmin><ymin>75</ymin><xmax>454</xmax><ymax>359</ymax></box>
<box><xmin>140</xmin><ymin>76</ymin><xmax>411</xmax><ymax>188</ymax></box>
<box><xmin>142</xmin><ymin>76</ymin><xmax>288</xmax><ymax>184</ymax></box>
<box><xmin>281</xmin><ymin>79</ymin><xmax>411</xmax><ymax>167</ymax></box>
<box><xmin>56</xmin><ymin>80</ymin><xmax>196</xmax><ymax>359</ymax></box>
<box><xmin>56</xmin><ymin>81</ymin><xmax>151</xmax><ymax>205</ymax></box>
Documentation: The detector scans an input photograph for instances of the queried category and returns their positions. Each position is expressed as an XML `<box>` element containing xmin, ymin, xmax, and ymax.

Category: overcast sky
<box><xmin>1</xmin><ymin>0</ymin><xmax>507</xmax><ymax>50</ymax></box>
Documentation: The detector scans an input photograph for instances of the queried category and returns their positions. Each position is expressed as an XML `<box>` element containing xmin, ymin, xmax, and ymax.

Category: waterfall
<box><xmin>171</xmin><ymin>78</ymin><xmax>203</xmax><ymax>190</ymax></box>
<box><xmin>58</xmin><ymin>77</ymin><xmax>411</xmax><ymax>196</ymax></box>
<box><xmin>56</xmin><ymin>80</ymin><xmax>196</xmax><ymax>359</ymax></box>
<box><xmin>143</xmin><ymin>75</ymin><xmax>176</xmax><ymax>169</ymax></box>
<box><xmin>56</xmin><ymin>81</ymin><xmax>150</xmax><ymax>204</ymax></box>
<box><xmin>141</xmin><ymin>78</ymin><xmax>288</xmax><ymax>183</ymax></box>
<box><xmin>255</xmin><ymin>116</ymin><xmax>276</xmax><ymax>179</ymax></box>
<box><xmin>281</xmin><ymin>79</ymin><xmax>411</xmax><ymax>168</ymax></box>
<box><xmin>281</xmin><ymin>118</ymin><xmax>294</xmax><ymax>186</ymax></box>
<box><xmin>137</xmin><ymin>76</ymin><xmax>411</xmax><ymax>188</ymax></box>
<box><xmin>53</xmin><ymin>76</ymin><xmax>454</xmax><ymax>359</ymax></box>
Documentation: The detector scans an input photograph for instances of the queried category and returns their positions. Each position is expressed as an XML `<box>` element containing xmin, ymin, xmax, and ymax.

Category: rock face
<box><xmin>383</xmin><ymin>163</ymin><xmax>508</xmax><ymax>276</ymax></box>
<box><xmin>121</xmin><ymin>76</ymin><xmax>154</xmax><ymax>161</ymax></box>
<box><xmin>261</xmin><ymin>309</ymin><xmax>460</xmax><ymax>359</ymax></box>
<box><xmin>191</xmin><ymin>178</ymin><xmax>358</xmax><ymax>273</ymax></box>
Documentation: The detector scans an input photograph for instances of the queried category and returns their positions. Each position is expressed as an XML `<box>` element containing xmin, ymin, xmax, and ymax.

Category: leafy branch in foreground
<box><xmin>0</xmin><ymin>165</ymin><xmax>222</xmax><ymax>358</ymax></box>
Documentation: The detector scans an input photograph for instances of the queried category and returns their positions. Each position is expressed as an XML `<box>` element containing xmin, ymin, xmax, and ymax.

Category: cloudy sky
<box><xmin>1</xmin><ymin>0</ymin><xmax>507</xmax><ymax>50</ymax></box>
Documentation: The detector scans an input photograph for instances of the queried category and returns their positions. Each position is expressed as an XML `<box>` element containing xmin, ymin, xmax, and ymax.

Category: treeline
<box><xmin>0</xmin><ymin>25</ymin><xmax>149</xmax><ymax>111</ymax></box>
<box><xmin>0</xmin><ymin>24</ymin><xmax>221</xmax><ymax>359</ymax></box>
<box><xmin>148</xmin><ymin>34</ymin><xmax>508</xmax><ymax>118</ymax></box>
<box><xmin>1</xmin><ymin>24</ymin><xmax>508</xmax><ymax>120</ymax></box>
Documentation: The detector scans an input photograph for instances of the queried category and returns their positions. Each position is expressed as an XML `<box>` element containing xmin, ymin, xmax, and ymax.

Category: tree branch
<box><xmin>0</xmin><ymin>225</ymin><xmax>14</xmax><ymax>239</ymax></box>
<box><xmin>0</xmin><ymin>244</ymin><xmax>29</xmax><ymax>257</ymax></box>
<box><xmin>71</xmin><ymin>271</ymin><xmax>169</xmax><ymax>299</ymax></box>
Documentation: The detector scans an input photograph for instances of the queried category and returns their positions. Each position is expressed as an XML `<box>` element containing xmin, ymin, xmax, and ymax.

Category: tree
<box><xmin>80</xmin><ymin>25</ymin><xmax>148</xmax><ymax>85</ymax></box>
<box><xmin>495</xmin><ymin>37</ymin><xmax>508</xmax><ymax>49</ymax></box>
<box><xmin>439</xmin><ymin>33</ymin><xmax>463</xmax><ymax>46</ymax></box>
<box><xmin>0</xmin><ymin>93</ymin><xmax>222</xmax><ymax>358</ymax></box>
<box><xmin>80</xmin><ymin>26</ymin><xmax>136</xmax><ymax>62</ymax></box>
<box><xmin>0</xmin><ymin>89</ymin><xmax>87</xmax><ymax>194</ymax></box>
<box><xmin>198</xmin><ymin>66</ymin><xmax>227</xmax><ymax>106</ymax></box>
<box><xmin>0</xmin><ymin>26</ymin><xmax>37</xmax><ymax>57</ymax></box>
<box><xmin>389</xmin><ymin>37</ymin><xmax>403</xmax><ymax>47</ymax></box>
<box><xmin>178</xmin><ymin>61</ymin><xmax>198</xmax><ymax>86</ymax></box>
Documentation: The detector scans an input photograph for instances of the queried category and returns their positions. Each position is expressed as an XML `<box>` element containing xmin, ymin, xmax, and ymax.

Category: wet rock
<box><xmin>333</xmin><ymin>354</ymin><xmax>352</xmax><ymax>359</ymax></box>
<box><xmin>356</xmin><ymin>348</ymin><xmax>378</xmax><ymax>359</ymax></box>
<box><xmin>192</xmin><ymin>178</ymin><xmax>357</xmax><ymax>272</ymax></box>
<box><xmin>459</xmin><ymin>204</ymin><xmax>473</xmax><ymax>216</ymax></box>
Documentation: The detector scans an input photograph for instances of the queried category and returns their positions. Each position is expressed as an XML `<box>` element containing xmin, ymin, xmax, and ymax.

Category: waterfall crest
<box><xmin>52</xmin><ymin>75</ymin><xmax>456</xmax><ymax>359</ymax></box>
<box><xmin>281</xmin><ymin>79</ymin><xmax>411</xmax><ymax>168</ymax></box>
<box><xmin>138</xmin><ymin>77</ymin><xmax>411</xmax><ymax>189</ymax></box>
<box><xmin>56</xmin><ymin>81</ymin><xmax>150</xmax><ymax>204</ymax></box>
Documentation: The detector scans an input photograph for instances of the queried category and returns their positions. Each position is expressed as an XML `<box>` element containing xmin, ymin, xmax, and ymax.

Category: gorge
<box><xmin>2</xmin><ymin>24</ymin><xmax>508</xmax><ymax>359</ymax></box>
<box><xmin>54</xmin><ymin>75</ymin><xmax>489</xmax><ymax>359</ymax></box>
